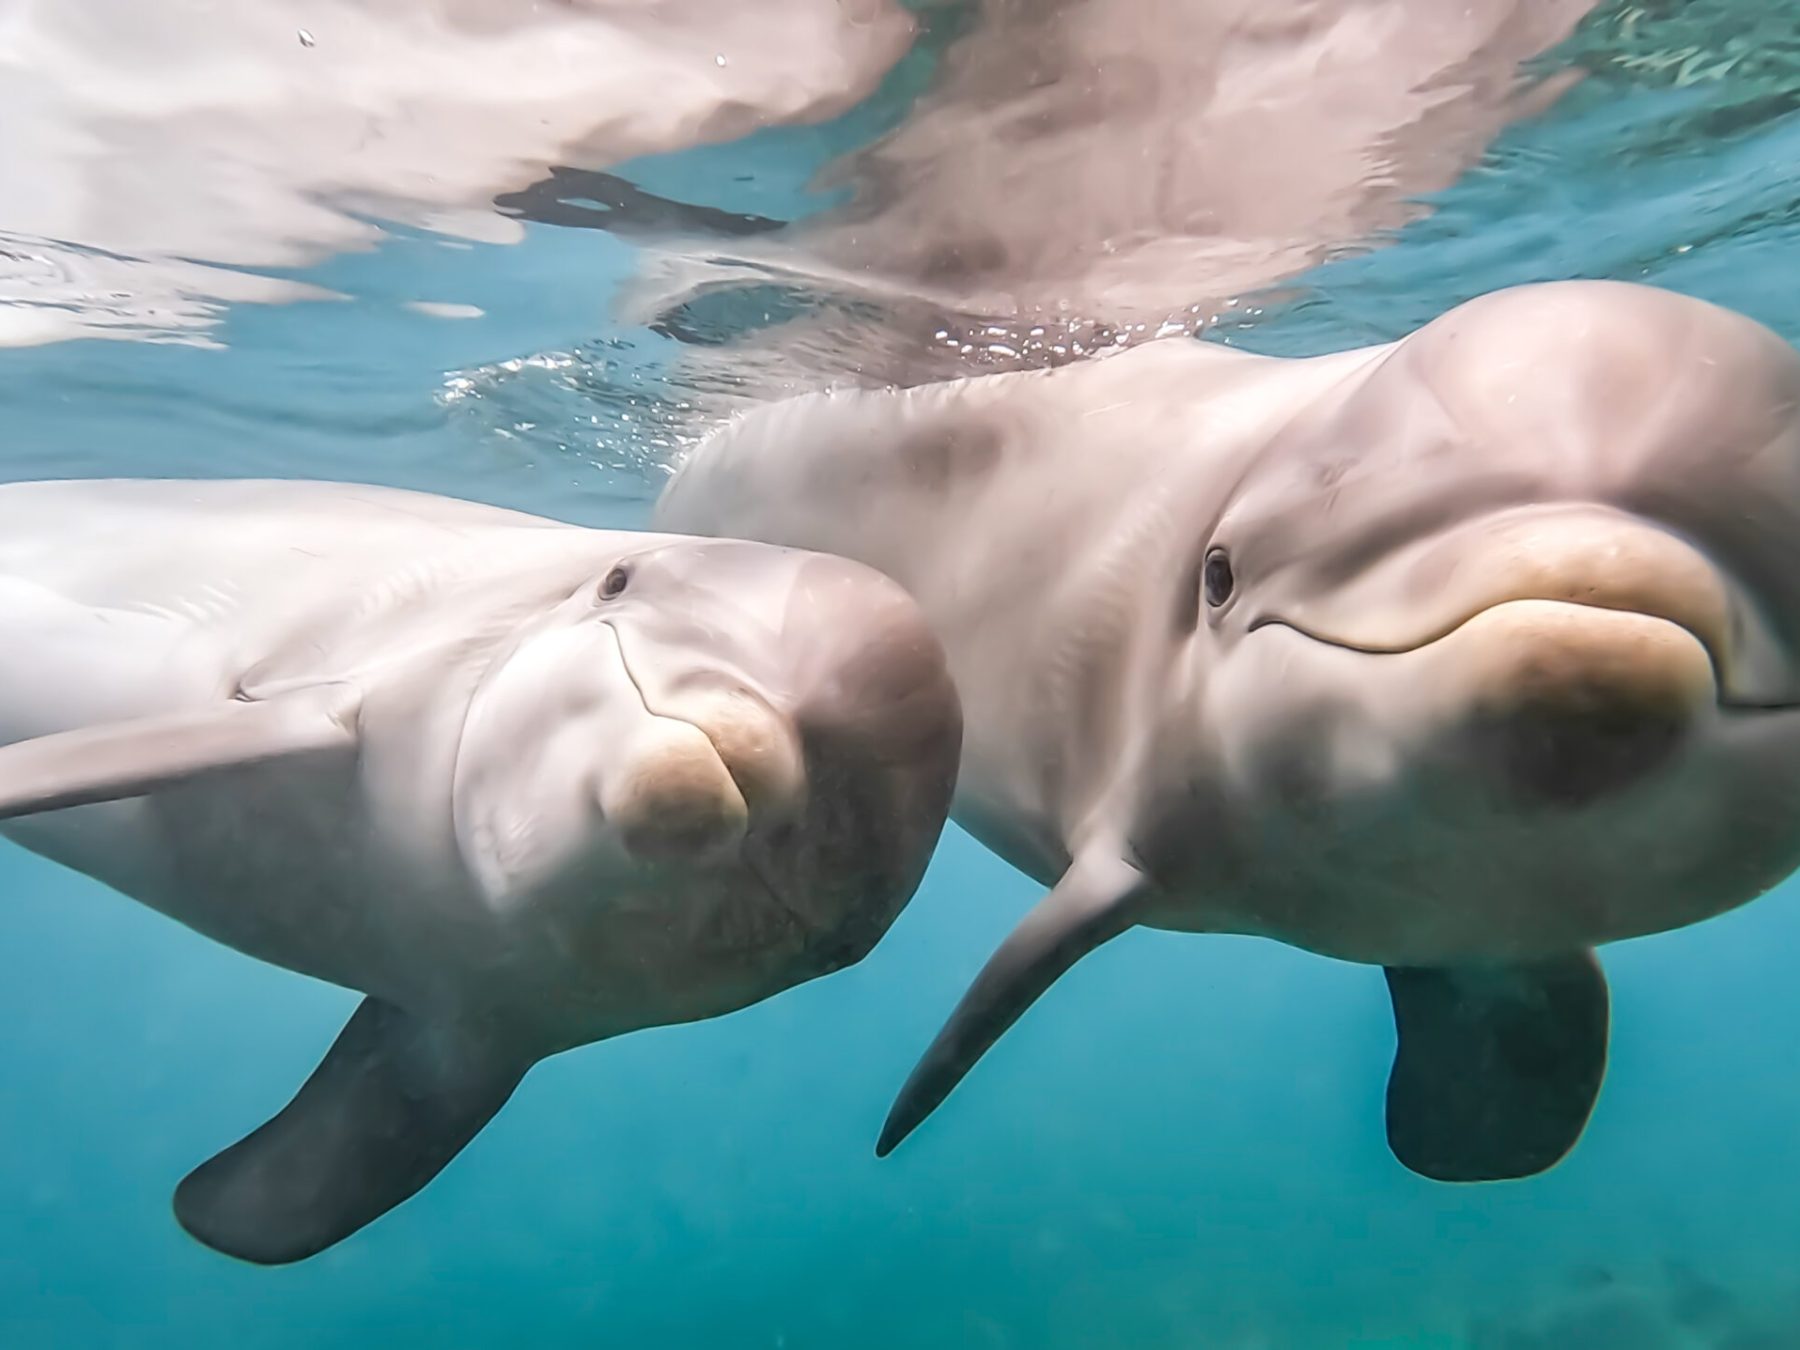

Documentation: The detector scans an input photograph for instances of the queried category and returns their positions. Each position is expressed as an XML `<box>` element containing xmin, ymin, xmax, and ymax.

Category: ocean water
<box><xmin>5</xmin><ymin>2</ymin><xmax>1800</xmax><ymax>1346</ymax></box>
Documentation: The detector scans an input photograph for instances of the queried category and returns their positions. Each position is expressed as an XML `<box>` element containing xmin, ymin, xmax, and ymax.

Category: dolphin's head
<box><xmin>453</xmin><ymin>536</ymin><xmax>960</xmax><ymax>995</ymax></box>
<box><xmin>1153</xmin><ymin>281</ymin><xmax>1800</xmax><ymax>960</ymax></box>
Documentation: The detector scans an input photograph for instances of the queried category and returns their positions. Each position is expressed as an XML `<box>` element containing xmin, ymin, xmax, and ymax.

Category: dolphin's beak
<box><xmin>594</xmin><ymin>619</ymin><xmax>777</xmax><ymax>865</ymax></box>
<box><xmin>595</xmin><ymin>702</ymin><xmax>754</xmax><ymax>864</ymax></box>
<box><xmin>670</xmin><ymin>684</ymin><xmax>809</xmax><ymax>824</ymax></box>
<box><xmin>603</xmin><ymin>555</ymin><xmax>961</xmax><ymax>909</ymax></box>
<box><xmin>1433</xmin><ymin>598</ymin><xmax>1715</xmax><ymax>807</ymax></box>
<box><xmin>1258</xmin><ymin>506</ymin><xmax>1784</xmax><ymax>807</ymax></box>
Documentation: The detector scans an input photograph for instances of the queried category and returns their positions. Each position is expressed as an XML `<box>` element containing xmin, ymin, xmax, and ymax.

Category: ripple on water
<box><xmin>1205</xmin><ymin>0</ymin><xmax>1800</xmax><ymax>355</ymax></box>
<box><xmin>0</xmin><ymin>231</ymin><xmax>335</xmax><ymax>349</ymax></box>
<box><xmin>438</xmin><ymin>338</ymin><xmax>733</xmax><ymax>504</ymax></box>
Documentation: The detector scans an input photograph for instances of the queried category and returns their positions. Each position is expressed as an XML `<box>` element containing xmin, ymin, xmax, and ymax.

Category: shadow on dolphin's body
<box><xmin>0</xmin><ymin>480</ymin><xmax>961</xmax><ymax>1264</ymax></box>
<box><xmin>657</xmin><ymin>279</ymin><xmax>1800</xmax><ymax>1183</ymax></box>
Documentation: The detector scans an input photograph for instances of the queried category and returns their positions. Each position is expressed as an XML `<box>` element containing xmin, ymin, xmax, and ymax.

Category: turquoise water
<box><xmin>6</xmin><ymin>4</ymin><xmax>1800</xmax><ymax>1346</ymax></box>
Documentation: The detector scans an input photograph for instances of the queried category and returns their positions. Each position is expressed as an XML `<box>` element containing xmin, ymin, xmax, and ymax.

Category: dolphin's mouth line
<box><xmin>1247</xmin><ymin>600</ymin><xmax>1697</xmax><ymax>659</ymax></box>
<box><xmin>598</xmin><ymin>619</ymin><xmax>656</xmax><ymax>718</ymax></box>
<box><xmin>605</xmin><ymin>617</ymin><xmax>752</xmax><ymax>756</ymax></box>
<box><xmin>1249</xmin><ymin>601</ymin><xmax>1800</xmax><ymax>714</ymax></box>
<box><xmin>603</xmin><ymin>617</ymin><xmax>792</xmax><ymax>803</ymax></box>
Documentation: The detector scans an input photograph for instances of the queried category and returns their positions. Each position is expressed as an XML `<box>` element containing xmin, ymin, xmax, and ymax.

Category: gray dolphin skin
<box><xmin>657</xmin><ymin>280</ymin><xmax>1800</xmax><ymax>1181</ymax></box>
<box><xmin>0</xmin><ymin>479</ymin><xmax>961</xmax><ymax>1264</ymax></box>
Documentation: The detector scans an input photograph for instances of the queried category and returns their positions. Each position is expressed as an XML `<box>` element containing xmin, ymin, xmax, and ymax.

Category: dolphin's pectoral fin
<box><xmin>1383</xmin><ymin>951</ymin><xmax>1610</xmax><ymax>1182</ymax></box>
<box><xmin>0</xmin><ymin>685</ymin><xmax>361</xmax><ymax>821</ymax></box>
<box><xmin>173</xmin><ymin>998</ymin><xmax>528</xmax><ymax>1265</ymax></box>
<box><xmin>877</xmin><ymin>849</ymin><xmax>1148</xmax><ymax>1158</ymax></box>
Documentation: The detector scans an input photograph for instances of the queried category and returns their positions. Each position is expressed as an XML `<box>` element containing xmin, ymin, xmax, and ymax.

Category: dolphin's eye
<box><xmin>599</xmin><ymin>565</ymin><xmax>631</xmax><ymax>600</ymax></box>
<box><xmin>1203</xmin><ymin>548</ymin><xmax>1235</xmax><ymax>607</ymax></box>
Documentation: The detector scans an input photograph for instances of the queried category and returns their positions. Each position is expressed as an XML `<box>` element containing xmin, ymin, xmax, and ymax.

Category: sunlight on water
<box><xmin>3</xmin><ymin>2</ymin><xmax>1800</xmax><ymax>1347</ymax></box>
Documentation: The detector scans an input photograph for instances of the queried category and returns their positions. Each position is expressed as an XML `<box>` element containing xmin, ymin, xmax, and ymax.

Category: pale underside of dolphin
<box><xmin>0</xmin><ymin>478</ymin><xmax>961</xmax><ymax>1263</ymax></box>
<box><xmin>657</xmin><ymin>279</ymin><xmax>1800</xmax><ymax>1182</ymax></box>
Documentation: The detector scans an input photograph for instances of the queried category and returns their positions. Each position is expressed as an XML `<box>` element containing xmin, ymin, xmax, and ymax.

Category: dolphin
<box><xmin>657</xmin><ymin>279</ymin><xmax>1800</xmax><ymax>1181</ymax></box>
<box><xmin>0</xmin><ymin>478</ymin><xmax>961</xmax><ymax>1262</ymax></box>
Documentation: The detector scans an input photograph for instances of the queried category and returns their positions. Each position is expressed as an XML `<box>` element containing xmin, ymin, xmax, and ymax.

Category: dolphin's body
<box><xmin>658</xmin><ymin>280</ymin><xmax>1800</xmax><ymax>1180</ymax></box>
<box><xmin>0</xmin><ymin>478</ymin><xmax>961</xmax><ymax>1262</ymax></box>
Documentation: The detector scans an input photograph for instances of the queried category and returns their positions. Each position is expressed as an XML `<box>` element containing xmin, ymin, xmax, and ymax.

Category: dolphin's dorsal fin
<box><xmin>1383</xmin><ymin>951</ymin><xmax>1610</xmax><ymax>1181</ymax></box>
<box><xmin>174</xmin><ymin>998</ymin><xmax>530</xmax><ymax>1265</ymax></box>
<box><xmin>0</xmin><ymin>686</ymin><xmax>361</xmax><ymax>820</ymax></box>
<box><xmin>877</xmin><ymin>848</ymin><xmax>1148</xmax><ymax>1157</ymax></box>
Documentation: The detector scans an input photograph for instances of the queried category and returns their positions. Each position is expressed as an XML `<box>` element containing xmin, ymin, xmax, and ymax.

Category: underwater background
<box><xmin>5</xmin><ymin>2</ymin><xmax>1800</xmax><ymax>1345</ymax></box>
